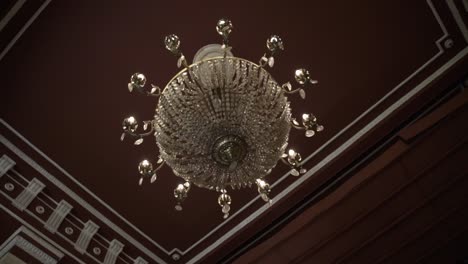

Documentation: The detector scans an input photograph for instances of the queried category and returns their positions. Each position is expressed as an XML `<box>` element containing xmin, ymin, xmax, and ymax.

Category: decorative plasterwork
<box><xmin>103</xmin><ymin>239</ymin><xmax>124</xmax><ymax>264</ymax></box>
<box><xmin>12</xmin><ymin>178</ymin><xmax>45</xmax><ymax>211</ymax></box>
<box><xmin>0</xmin><ymin>151</ymin><xmax>151</xmax><ymax>264</ymax></box>
<box><xmin>44</xmin><ymin>200</ymin><xmax>73</xmax><ymax>234</ymax></box>
<box><xmin>134</xmin><ymin>256</ymin><xmax>149</xmax><ymax>264</ymax></box>
<box><xmin>74</xmin><ymin>220</ymin><xmax>99</xmax><ymax>254</ymax></box>
<box><xmin>0</xmin><ymin>226</ymin><xmax>64</xmax><ymax>264</ymax></box>
<box><xmin>0</xmin><ymin>204</ymin><xmax>86</xmax><ymax>264</ymax></box>
<box><xmin>0</xmin><ymin>154</ymin><xmax>15</xmax><ymax>177</ymax></box>
<box><xmin>15</xmin><ymin>236</ymin><xmax>57</xmax><ymax>264</ymax></box>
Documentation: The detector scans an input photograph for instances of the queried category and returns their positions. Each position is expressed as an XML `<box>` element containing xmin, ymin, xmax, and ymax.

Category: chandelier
<box><xmin>120</xmin><ymin>19</ymin><xmax>323</xmax><ymax>219</ymax></box>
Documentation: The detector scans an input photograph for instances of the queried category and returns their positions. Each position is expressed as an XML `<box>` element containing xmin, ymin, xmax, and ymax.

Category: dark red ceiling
<box><xmin>234</xmin><ymin>87</ymin><xmax>468</xmax><ymax>264</ymax></box>
<box><xmin>0</xmin><ymin>0</ymin><xmax>467</xmax><ymax>263</ymax></box>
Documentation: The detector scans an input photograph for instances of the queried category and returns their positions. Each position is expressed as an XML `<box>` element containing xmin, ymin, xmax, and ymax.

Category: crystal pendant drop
<box><xmin>150</xmin><ymin>173</ymin><xmax>157</xmax><ymax>183</ymax></box>
<box><xmin>291</xmin><ymin>169</ymin><xmax>300</xmax><ymax>176</ymax></box>
<box><xmin>222</xmin><ymin>204</ymin><xmax>230</xmax><ymax>214</ymax></box>
<box><xmin>299</xmin><ymin>89</ymin><xmax>306</xmax><ymax>99</ymax></box>
<box><xmin>268</xmin><ymin>57</ymin><xmax>275</xmax><ymax>67</ymax></box>
<box><xmin>305</xmin><ymin>130</ymin><xmax>315</xmax><ymax>137</ymax></box>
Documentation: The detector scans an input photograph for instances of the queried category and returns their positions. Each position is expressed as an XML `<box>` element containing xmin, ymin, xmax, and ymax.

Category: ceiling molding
<box><xmin>0</xmin><ymin>161</ymin><xmax>151</xmax><ymax>264</ymax></box>
<box><xmin>0</xmin><ymin>204</ymin><xmax>85</xmax><ymax>263</ymax></box>
<box><xmin>0</xmin><ymin>154</ymin><xmax>15</xmax><ymax>177</ymax></box>
<box><xmin>0</xmin><ymin>226</ymin><xmax>64</xmax><ymax>264</ymax></box>
<box><xmin>0</xmin><ymin>0</ymin><xmax>26</xmax><ymax>33</ymax></box>
<box><xmin>0</xmin><ymin>0</ymin><xmax>51</xmax><ymax>62</ymax></box>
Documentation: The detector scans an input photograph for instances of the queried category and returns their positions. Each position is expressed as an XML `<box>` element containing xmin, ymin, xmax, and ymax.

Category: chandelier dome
<box><xmin>154</xmin><ymin>57</ymin><xmax>291</xmax><ymax>190</ymax></box>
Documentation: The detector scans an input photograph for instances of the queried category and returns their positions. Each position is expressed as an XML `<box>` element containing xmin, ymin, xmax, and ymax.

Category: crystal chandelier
<box><xmin>120</xmin><ymin>19</ymin><xmax>323</xmax><ymax>218</ymax></box>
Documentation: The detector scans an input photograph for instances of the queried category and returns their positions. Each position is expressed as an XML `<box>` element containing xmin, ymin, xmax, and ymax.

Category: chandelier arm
<box><xmin>128</xmin><ymin>73</ymin><xmax>162</xmax><ymax>96</ymax></box>
<box><xmin>137</xmin><ymin>86</ymin><xmax>162</xmax><ymax>97</ymax></box>
<box><xmin>136</xmin><ymin>129</ymin><xmax>155</xmax><ymax>137</ymax></box>
<box><xmin>280</xmin><ymin>82</ymin><xmax>303</xmax><ymax>96</ymax></box>
<box><xmin>280</xmin><ymin>157</ymin><xmax>291</xmax><ymax>166</ymax></box>
<box><xmin>124</xmin><ymin>124</ymin><xmax>155</xmax><ymax>138</ymax></box>
<box><xmin>280</xmin><ymin>157</ymin><xmax>307</xmax><ymax>176</ymax></box>
<box><xmin>130</xmin><ymin>89</ymin><xmax>161</xmax><ymax>97</ymax></box>
<box><xmin>179</xmin><ymin>53</ymin><xmax>189</xmax><ymax>68</ymax></box>
<box><xmin>144</xmin><ymin>91</ymin><xmax>160</xmax><ymax>97</ymax></box>
<box><xmin>283</xmin><ymin>88</ymin><xmax>302</xmax><ymax>94</ymax></box>
<box><xmin>139</xmin><ymin>122</ymin><xmax>155</xmax><ymax>137</ymax></box>
<box><xmin>153</xmin><ymin>160</ymin><xmax>166</xmax><ymax>171</ymax></box>
<box><xmin>259</xmin><ymin>54</ymin><xmax>268</xmax><ymax>68</ymax></box>
<box><xmin>290</xmin><ymin>122</ymin><xmax>306</xmax><ymax>130</ymax></box>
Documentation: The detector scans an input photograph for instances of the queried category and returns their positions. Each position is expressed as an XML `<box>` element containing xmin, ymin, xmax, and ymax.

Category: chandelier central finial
<box><xmin>120</xmin><ymin>18</ymin><xmax>324</xmax><ymax>218</ymax></box>
<box><xmin>212</xmin><ymin>135</ymin><xmax>247</xmax><ymax>169</ymax></box>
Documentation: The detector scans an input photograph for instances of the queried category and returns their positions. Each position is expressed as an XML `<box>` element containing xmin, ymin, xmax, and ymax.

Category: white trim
<box><xmin>0</xmin><ymin>222</ymin><xmax>75</xmax><ymax>263</ymax></box>
<box><xmin>8</xmin><ymin>169</ymin><xmax>137</xmax><ymax>264</ymax></box>
<box><xmin>44</xmin><ymin>200</ymin><xmax>73</xmax><ymax>234</ymax></box>
<box><xmin>74</xmin><ymin>220</ymin><xmax>99</xmax><ymax>254</ymax></box>
<box><xmin>0</xmin><ymin>185</ymin><xmax>123</xmax><ymax>264</ymax></box>
<box><xmin>0</xmin><ymin>134</ymin><xmax>167</xmax><ymax>264</ymax></box>
<box><xmin>134</xmin><ymin>256</ymin><xmax>148</xmax><ymax>264</ymax></box>
<box><xmin>0</xmin><ymin>0</ymin><xmax>27</xmax><ymax>33</ymax></box>
<box><xmin>448</xmin><ymin>0</ymin><xmax>468</xmax><ymax>43</ymax></box>
<box><xmin>12</xmin><ymin>178</ymin><xmax>45</xmax><ymax>211</ymax></box>
<box><xmin>0</xmin><ymin>0</ymin><xmax>52</xmax><ymax>62</ymax></box>
<box><xmin>12</xmin><ymin>236</ymin><xmax>57</xmax><ymax>264</ymax></box>
<box><xmin>0</xmin><ymin>205</ymin><xmax>85</xmax><ymax>263</ymax></box>
<box><xmin>34</xmin><ymin>213</ymin><xmax>116</xmax><ymax>264</ymax></box>
<box><xmin>0</xmin><ymin>226</ymin><xmax>64</xmax><ymax>262</ymax></box>
<box><xmin>103</xmin><ymin>240</ymin><xmax>124</xmax><ymax>264</ymax></box>
<box><xmin>0</xmin><ymin>155</ymin><xmax>15</xmax><ymax>177</ymax></box>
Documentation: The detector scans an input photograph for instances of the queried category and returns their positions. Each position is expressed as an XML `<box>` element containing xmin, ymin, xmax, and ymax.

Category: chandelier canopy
<box><xmin>121</xmin><ymin>18</ymin><xmax>323</xmax><ymax>218</ymax></box>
